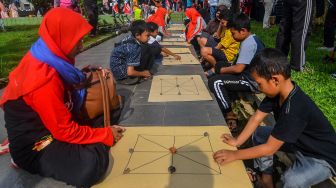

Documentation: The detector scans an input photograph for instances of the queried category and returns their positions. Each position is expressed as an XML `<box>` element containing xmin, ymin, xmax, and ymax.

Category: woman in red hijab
<box><xmin>0</xmin><ymin>8</ymin><xmax>124</xmax><ymax>187</ymax></box>
<box><xmin>185</xmin><ymin>7</ymin><xmax>206</xmax><ymax>42</ymax></box>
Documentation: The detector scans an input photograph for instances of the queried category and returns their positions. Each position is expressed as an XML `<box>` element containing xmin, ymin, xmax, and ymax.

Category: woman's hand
<box><xmin>111</xmin><ymin>125</ymin><xmax>126</xmax><ymax>143</ymax></box>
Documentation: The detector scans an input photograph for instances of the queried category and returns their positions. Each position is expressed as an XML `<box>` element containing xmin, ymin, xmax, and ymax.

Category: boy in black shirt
<box><xmin>213</xmin><ymin>48</ymin><xmax>336</xmax><ymax>187</ymax></box>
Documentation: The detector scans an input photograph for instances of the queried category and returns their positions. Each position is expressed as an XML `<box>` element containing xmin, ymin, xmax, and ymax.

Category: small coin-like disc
<box><xmin>168</xmin><ymin>166</ymin><xmax>176</xmax><ymax>174</ymax></box>
<box><xmin>123</xmin><ymin>168</ymin><xmax>131</xmax><ymax>174</ymax></box>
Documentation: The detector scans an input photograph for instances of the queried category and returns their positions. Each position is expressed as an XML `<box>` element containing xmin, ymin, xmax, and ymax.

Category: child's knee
<box><xmin>282</xmin><ymin>172</ymin><xmax>310</xmax><ymax>188</ymax></box>
<box><xmin>252</xmin><ymin>126</ymin><xmax>272</xmax><ymax>146</ymax></box>
<box><xmin>201</xmin><ymin>47</ymin><xmax>210</xmax><ymax>57</ymax></box>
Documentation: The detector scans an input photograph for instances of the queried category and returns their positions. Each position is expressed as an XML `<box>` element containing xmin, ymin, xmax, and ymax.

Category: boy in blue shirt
<box><xmin>208</xmin><ymin>13</ymin><xmax>264</xmax><ymax>132</ymax></box>
<box><xmin>110</xmin><ymin>20</ymin><xmax>152</xmax><ymax>84</ymax></box>
<box><xmin>213</xmin><ymin>48</ymin><xmax>336</xmax><ymax>188</ymax></box>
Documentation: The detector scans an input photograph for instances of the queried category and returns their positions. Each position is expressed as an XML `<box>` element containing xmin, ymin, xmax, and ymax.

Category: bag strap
<box><xmin>97</xmin><ymin>70</ymin><xmax>110</xmax><ymax>127</ymax></box>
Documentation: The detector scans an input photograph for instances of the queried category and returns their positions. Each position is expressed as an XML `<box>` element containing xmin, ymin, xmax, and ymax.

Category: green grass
<box><xmin>0</xmin><ymin>15</ymin><xmax>121</xmax><ymax>79</ymax></box>
<box><xmin>2</xmin><ymin>17</ymin><xmax>42</xmax><ymax>26</ymax></box>
<box><xmin>251</xmin><ymin>21</ymin><xmax>336</xmax><ymax>127</ymax></box>
<box><xmin>0</xmin><ymin>25</ymin><xmax>39</xmax><ymax>78</ymax></box>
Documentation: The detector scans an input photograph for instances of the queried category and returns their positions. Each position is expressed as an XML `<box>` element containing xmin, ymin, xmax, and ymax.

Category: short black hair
<box><xmin>230</xmin><ymin>13</ymin><xmax>250</xmax><ymax>31</ymax></box>
<box><xmin>147</xmin><ymin>22</ymin><xmax>159</xmax><ymax>32</ymax></box>
<box><xmin>249</xmin><ymin>48</ymin><xmax>291</xmax><ymax>80</ymax></box>
<box><xmin>130</xmin><ymin>20</ymin><xmax>148</xmax><ymax>37</ymax></box>
<box><xmin>218</xmin><ymin>7</ymin><xmax>232</xmax><ymax>22</ymax></box>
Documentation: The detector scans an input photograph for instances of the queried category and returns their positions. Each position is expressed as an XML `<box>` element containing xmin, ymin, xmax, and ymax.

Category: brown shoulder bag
<box><xmin>79</xmin><ymin>67</ymin><xmax>123</xmax><ymax>126</ymax></box>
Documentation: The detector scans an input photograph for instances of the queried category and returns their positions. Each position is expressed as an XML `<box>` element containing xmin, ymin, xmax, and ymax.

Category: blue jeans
<box><xmin>252</xmin><ymin>126</ymin><xmax>334</xmax><ymax>187</ymax></box>
<box><xmin>210</xmin><ymin>6</ymin><xmax>217</xmax><ymax>20</ymax></box>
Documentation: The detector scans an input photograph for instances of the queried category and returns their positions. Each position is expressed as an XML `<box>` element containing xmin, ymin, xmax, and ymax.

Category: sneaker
<box><xmin>317</xmin><ymin>46</ymin><xmax>334</xmax><ymax>52</ymax></box>
<box><xmin>10</xmin><ymin>158</ymin><xmax>19</xmax><ymax>169</ymax></box>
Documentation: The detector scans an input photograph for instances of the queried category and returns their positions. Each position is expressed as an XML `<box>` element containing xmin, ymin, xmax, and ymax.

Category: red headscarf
<box><xmin>0</xmin><ymin>8</ymin><xmax>92</xmax><ymax>106</ymax></box>
<box><xmin>185</xmin><ymin>7</ymin><xmax>203</xmax><ymax>41</ymax></box>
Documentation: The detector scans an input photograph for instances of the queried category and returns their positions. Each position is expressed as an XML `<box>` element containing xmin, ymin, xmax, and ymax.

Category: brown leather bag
<box><xmin>79</xmin><ymin>67</ymin><xmax>122</xmax><ymax>127</ymax></box>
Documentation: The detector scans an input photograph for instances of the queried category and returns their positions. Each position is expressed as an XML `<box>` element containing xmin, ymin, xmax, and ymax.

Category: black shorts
<box><xmin>200</xmin><ymin>32</ymin><xmax>218</xmax><ymax>47</ymax></box>
<box><xmin>211</xmin><ymin>47</ymin><xmax>228</xmax><ymax>62</ymax></box>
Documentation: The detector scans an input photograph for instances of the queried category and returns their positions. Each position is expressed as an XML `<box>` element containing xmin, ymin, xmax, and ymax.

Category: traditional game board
<box><xmin>164</xmin><ymin>38</ymin><xmax>186</xmax><ymax>42</ymax></box>
<box><xmin>160</xmin><ymin>41</ymin><xmax>191</xmax><ymax>46</ymax></box>
<box><xmin>167</xmin><ymin>26</ymin><xmax>185</xmax><ymax>31</ymax></box>
<box><xmin>94</xmin><ymin>126</ymin><xmax>253</xmax><ymax>188</ymax></box>
<box><xmin>148</xmin><ymin>75</ymin><xmax>212</xmax><ymax>102</ymax></box>
<box><xmin>166</xmin><ymin>48</ymin><xmax>191</xmax><ymax>54</ymax></box>
<box><xmin>171</xmin><ymin>33</ymin><xmax>183</xmax><ymax>37</ymax></box>
<box><xmin>162</xmin><ymin>54</ymin><xmax>199</xmax><ymax>65</ymax></box>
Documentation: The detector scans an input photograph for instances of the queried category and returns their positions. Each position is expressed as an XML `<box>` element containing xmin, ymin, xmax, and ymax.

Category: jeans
<box><xmin>252</xmin><ymin>126</ymin><xmax>334</xmax><ymax>188</ymax></box>
<box><xmin>210</xmin><ymin>6</ymin><xmax>217</xmax><ymax>20</ymax></box>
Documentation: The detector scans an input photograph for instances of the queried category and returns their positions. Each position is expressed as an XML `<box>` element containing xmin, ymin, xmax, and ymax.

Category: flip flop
<box><xmin>205</xmin><ymin>69</ymin><xmax>216</xmax><ymax>78</ymax></box>
<box><xmin>0</xmin><ymin>138</ymin><xmax>9</xmax><ymax>155</ymax></box>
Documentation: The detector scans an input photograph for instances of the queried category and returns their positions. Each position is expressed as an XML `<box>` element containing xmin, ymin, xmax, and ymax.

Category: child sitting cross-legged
<box><xmin>213</xmin><ymin>48</ymin><xmax>336</xmax><ymax>188</ymax></box>
<box><xmin>110</xmin><ymin>20</ymin><xmax>152</xmax><ymax>85</ymax></box>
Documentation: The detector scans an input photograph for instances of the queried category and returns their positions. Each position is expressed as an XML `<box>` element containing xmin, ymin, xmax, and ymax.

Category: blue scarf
<box><xmin>30</xmin><ymin>38</ymin><xmax>86</xmax><ymax>114</ymax></box>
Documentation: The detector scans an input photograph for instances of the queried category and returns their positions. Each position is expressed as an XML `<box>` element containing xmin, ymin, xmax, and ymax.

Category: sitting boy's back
<box><xmin>110</xmin><ymin>36</ymin><xmax>141</xmax><ymax>80</ymax></box>
<box><xmin>109</xmin><ymin>20</ymin><xmax>152</xmax><ymax>82</ymax></box>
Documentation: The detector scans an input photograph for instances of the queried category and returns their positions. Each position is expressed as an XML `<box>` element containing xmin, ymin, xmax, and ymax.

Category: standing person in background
<box><xmin>262</xmin><ymin>0</ymin><xmax>274</xmax><ymax>29</ymax></box>
<box><xmin>150</xmin><ymin>1</ymin><xmax>170</xmax><ymax>36</ymax></box>
<box><xmin>275</xmin><ymin>0</ymin><xmax>315</xmax><ymax>71</ymax></box>
<box><xmin>208</xmin><ymin>0</ymin><xmax>218</xmax><ymax>20</ymax></box>
<box><xmin>84</xmin><ymin>0</ymin><xmax>99</xmax><ymax>37</ymax></box>
<box><xmin>133</xmin><ymin>4</ymin><xmax>142</xmax><ymax>20</ymax></box>
<box><xmin>9</xmin><ymin>2</ymin><xmax>18</xmax><ymax>18</ymax></box>
<box><xmin>54</xmin><ymin>0</ymin><xmax>60</xmax><ymax>7</ymax></box>
<box><xmin>0</xmin><ymin>1</ymin><xmax>9</xmax><ymax>19</ymax></box>
<box><xmin>318</xmin><ymin>0</ymin><xmax>336</xmax><ymax>52</ymax></box>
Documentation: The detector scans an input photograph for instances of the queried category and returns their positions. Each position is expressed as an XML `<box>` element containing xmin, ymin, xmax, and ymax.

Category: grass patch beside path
<box><xmin>0</xmin><ymin>15</ymin><xmax>119</xmax><ymax>79</ymax></box>
<box><xmin>252</xmin><ymin>21</ymin><xmax>336</xmax><ymax>127</ymax></box>
<box><xmin>0</xmin><ymin>25</ymin><xmax>39</xmax><ymax>78</ymax></box>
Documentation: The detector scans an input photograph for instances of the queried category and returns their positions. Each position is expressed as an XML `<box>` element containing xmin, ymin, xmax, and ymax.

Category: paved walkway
<box><xmin>0</xmin><ymin>31</ymin><xmax>226</xmax><ymax>187</ymax></box>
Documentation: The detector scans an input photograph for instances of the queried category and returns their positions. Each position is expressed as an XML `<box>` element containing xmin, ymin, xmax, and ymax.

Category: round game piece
<box><xmin>129</xmin><ymin>148</ymin><xmax>134</xmax><ymax>153</ymax></box>
<box><xmin>203</xmin><ymin>132</ymin><xmax>209</xmax><ymax>137</ymax></box>
<box><xmin>169</xmin><ymin>146</ymin><xmax>177</xmax><ymax>154</ymax></box>
<box><xmin>123</xmin><ymin>168</ymin><xmax>131</xmax><ymax>174</ymax></box>
<box><xmin>178</xmin><ymin>92</ymin><xmax>181</xmax><ymax>95</ymax></box>
<box><xmin>176</xmin><ymin>84</ymin><xmax>179</xmax><ymax>87</ymax></box>
<box><xmin>168</xmin><ymin>166</ymin><xmax>176</xmax><ymax>174</ymax></box>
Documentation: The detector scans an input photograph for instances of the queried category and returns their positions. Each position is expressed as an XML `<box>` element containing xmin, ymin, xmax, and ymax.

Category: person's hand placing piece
<box><xmin>142</xmin><ymin>70</ymin><xmax>152</xmax><ymax>80</ymax></box>
<box><xmin>174</xmin><ymin>54</ymin><xmax>181</xmax><ymax>60</ymax></box>
<box><xmin>213</xmin><ymin>149</ymin><xmax>236</xmax><ymax>166</ymax></box>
